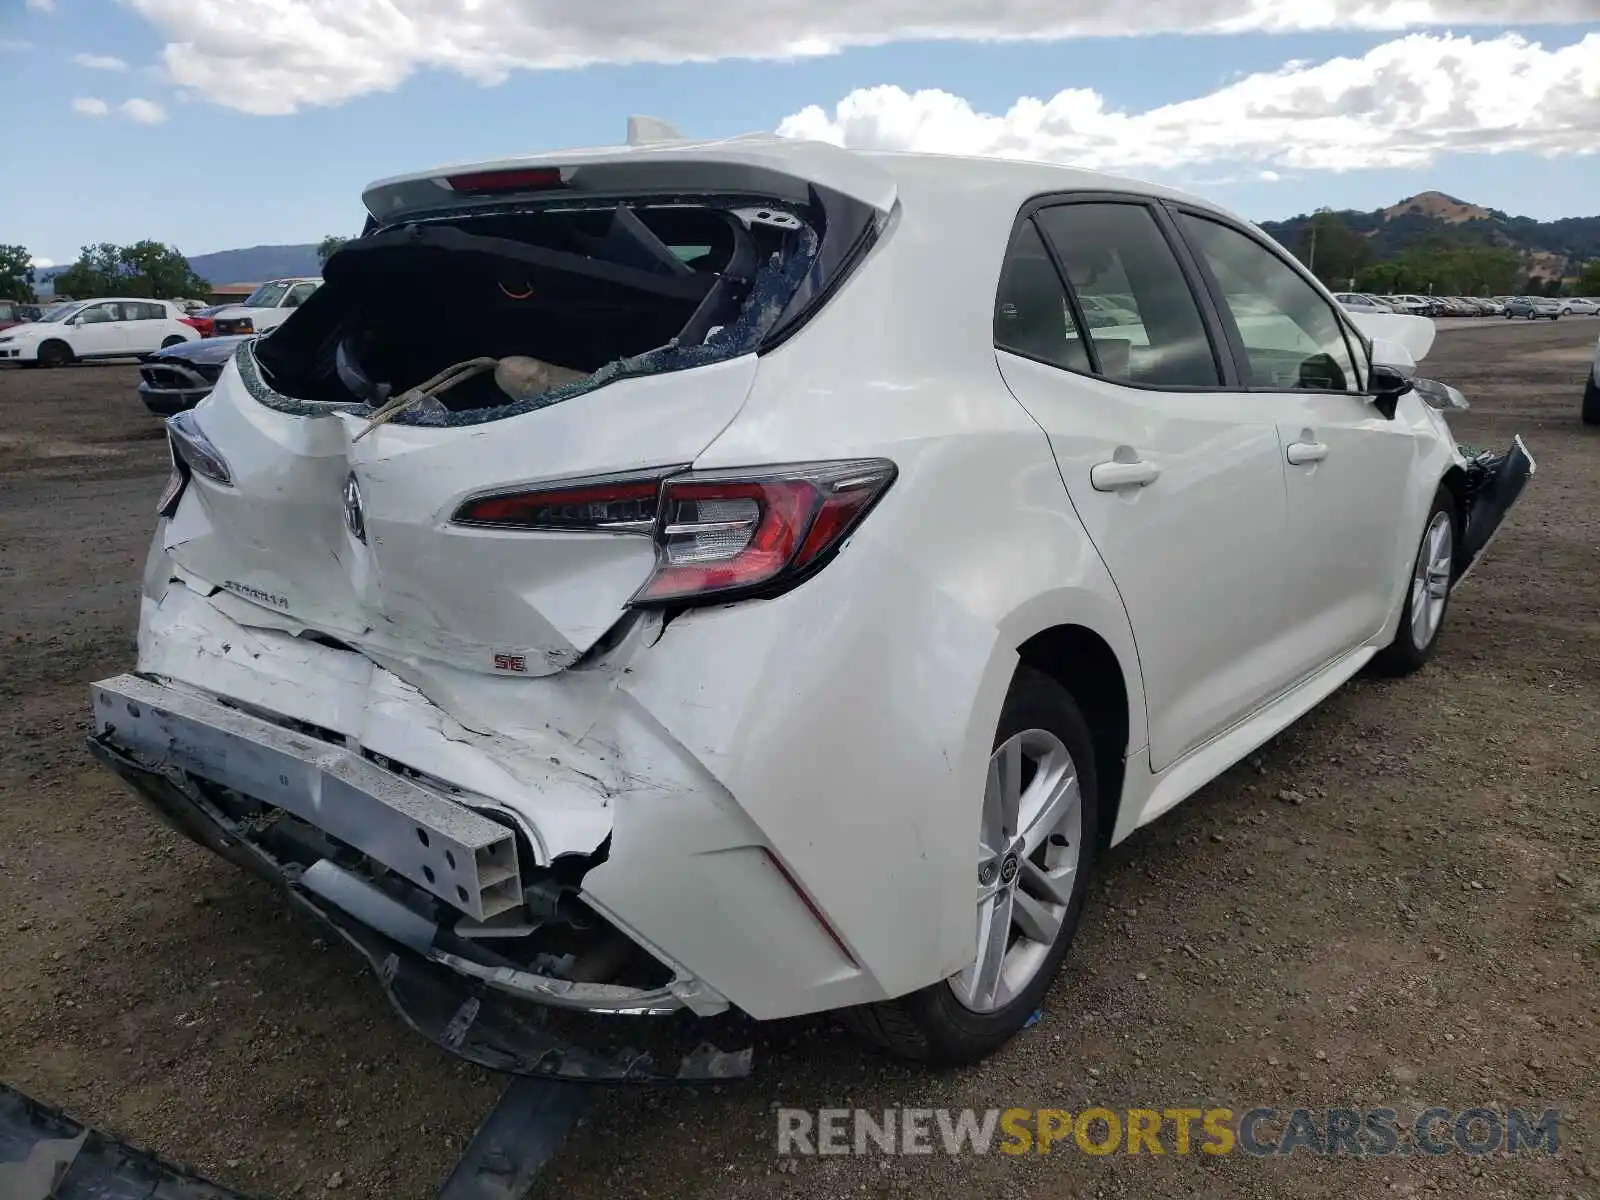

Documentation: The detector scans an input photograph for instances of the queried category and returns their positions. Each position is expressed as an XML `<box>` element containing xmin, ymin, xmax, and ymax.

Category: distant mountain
<box><xmin>1259</xmin><ymin>191</ymin><xmax>1600</xmax><ymax>281</ymax></box>
<box><xmin>186</xmin><ymin>243</ymin><xmax>320</xmax><ymax>285</ymax></box>
<box><xmin>36</xmin><ymin>242</ymin><xmax>320</xmax><ymax>297</ymax></box>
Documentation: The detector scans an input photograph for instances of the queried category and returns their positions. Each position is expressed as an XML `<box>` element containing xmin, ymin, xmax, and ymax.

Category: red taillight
<box><xmin>448</xmin><ymin>459</ymin><xmax>897</xmax><ymax>606</ymax></box>
<box><xmin>638</xmin><ymin>460</ymin><xmax>897</xmax><ymax>604</ymax></box>
<box><xmin>444</xmin><ymin>167</ymin><xmax>565</xmax><ymax>195</ymax></box>
<box><xmin>452</xmin><ymin>470</ymin><xmax>671</xmax><ymax>532</ymax></box>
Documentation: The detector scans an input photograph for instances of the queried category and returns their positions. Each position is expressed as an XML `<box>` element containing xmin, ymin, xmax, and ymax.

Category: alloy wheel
<box><xmin>1410</xmin><ymin>510</ymin><xmax>1453</xmax><ymax>651</ymax></box>
<box><xmin>949</xmin><ymin>728</ymin><xmax>1083</xmax><ymax>1013</ymax></box>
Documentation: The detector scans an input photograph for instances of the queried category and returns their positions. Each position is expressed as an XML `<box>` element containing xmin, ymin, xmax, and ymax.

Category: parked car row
<box><xmin>1335</xmin><ymin>292</ymin><xmax>1600</xmax><ymax>320</ymax></box>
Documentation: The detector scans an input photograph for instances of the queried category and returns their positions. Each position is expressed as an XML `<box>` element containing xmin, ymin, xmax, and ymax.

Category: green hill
<box><xmin>1259</xmin><ymin>192</ymin><xmax>1599</xmax><ymax>287</ymax></box>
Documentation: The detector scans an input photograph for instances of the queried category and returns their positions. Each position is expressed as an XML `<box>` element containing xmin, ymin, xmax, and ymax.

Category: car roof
<box><xmin>365</xmin><ymin>133</ymin><xmax>1241</xmax><ymax>228</ymax></box>
<box><xmin>853</xmin><ymin>148</ymin><xmax>1234</xmax><ymax>213</ymax></box>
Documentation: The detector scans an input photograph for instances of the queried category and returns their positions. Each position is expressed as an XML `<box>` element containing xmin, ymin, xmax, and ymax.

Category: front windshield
<box><xmin>242</xmin><ymin>282</ymin><xmax>290</xmax><ymax>308</ymax></box>
<box><xmin>40</xmin><ymin>301</ymin><xmax>88</xmax><ymax>322</ymax></box>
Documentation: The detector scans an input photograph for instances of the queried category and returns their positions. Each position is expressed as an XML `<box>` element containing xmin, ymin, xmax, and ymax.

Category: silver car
<box><xmin>1504</xmin><ymin>295</ymin><xmax>1562</xmax><ymax>320</ymax></box>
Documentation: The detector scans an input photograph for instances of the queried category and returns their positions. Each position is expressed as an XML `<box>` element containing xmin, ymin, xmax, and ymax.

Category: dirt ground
<box><xmin>1</xmin><ymin>320</ymin><xmax>1597</xmax><ymax>1200</ymax></box>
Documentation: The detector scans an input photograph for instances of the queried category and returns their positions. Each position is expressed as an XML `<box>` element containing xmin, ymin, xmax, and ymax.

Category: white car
<box><xmin>209</xmin><ymin>277</ymin><xmax>322</xmax><ymax>337</ymax></box>
<box><xmin>87</xmin><ymin>130</ymin><xmax>1536</xmax><ymax>1078</ymax></box>
<box><xmin>0</xmin><ymin>297</ymin><xmax>198</xmax><ymax>367</ymax></box>
<box><xmin>1333</xmin><ymin>292</ymin><xmax>1393</xmax><ymax>314</ymax></box>
<box><xmin>1386</xmin><ymin>294</ymin><xmax>1434</xmax><ymax>316</ymax></box>
<box><xmin>1560</xmin><ymin>297</ymin><xmax>1599</xmax><ymax>316</ymax></box>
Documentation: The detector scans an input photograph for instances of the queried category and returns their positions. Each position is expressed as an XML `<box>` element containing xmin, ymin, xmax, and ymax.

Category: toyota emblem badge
<box><xmin>343</xmin><ymin>472</ymin><xmax>366</xmax><ymax>543</ymax></box>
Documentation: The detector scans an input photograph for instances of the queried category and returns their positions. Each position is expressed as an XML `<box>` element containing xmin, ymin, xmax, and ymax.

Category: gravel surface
<box><xmin>1</xmin><ymin>319</ymin><xmax>1597</xmax><ymax>1199</ymax></box>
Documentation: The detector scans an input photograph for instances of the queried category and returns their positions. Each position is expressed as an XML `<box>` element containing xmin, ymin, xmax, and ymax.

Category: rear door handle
<box><xmin>1286</xmin><ymin>441</ymin><xmax>1328</xmax><ymax>465</ymax></box>
<box><xmin>1090</xmin><ymin>459</ymin><xmax>1161</xmax><ymax>491</ymax></box>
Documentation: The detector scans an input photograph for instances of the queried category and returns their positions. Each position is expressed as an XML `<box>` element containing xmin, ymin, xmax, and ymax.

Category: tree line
<box><xmin>0</xmin><ymin>234</ymin><xmax>353</xmax><ymax>305</ymax></box>
<box><xmin>1288</xmin><ymin>210</ymin><xmax>1600</xmax><ymax>297</ymax></box>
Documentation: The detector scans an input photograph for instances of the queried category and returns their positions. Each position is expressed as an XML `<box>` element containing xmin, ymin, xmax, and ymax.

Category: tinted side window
<box><xmin>132</xmin><ymin>302</ymin><xmax>165</xmax><ymax>320</ymax></box>
<box><xmin>1034</xmin><ymin>203</ymin><xmax>1221</xmax><ymax>387</ymax></box>
<box><xmin>993</xmin><ymin>220</ymin><xmax>1092</xmax><ymax>374</ymax></box>
<box><xmin>1178</xmin><ymin>214</ymin><xmax>1362</xmax><ymax>393</ymax></box>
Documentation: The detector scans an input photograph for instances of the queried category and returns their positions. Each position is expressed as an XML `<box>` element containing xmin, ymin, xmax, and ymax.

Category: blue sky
<box><xmin>2</xmin><ymin>0</ymin><xmax>1597</xmax><ymax>266</ymax></box>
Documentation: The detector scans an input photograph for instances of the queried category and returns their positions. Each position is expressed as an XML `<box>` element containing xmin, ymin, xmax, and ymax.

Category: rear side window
<box><xmin>993</xmin><ymin>221</ymin><xmax>1092</xmax><ymax>374</ymax></box>
<box><xmin>132</xmin><ymin>301</ymin><xmax>166</xmax><ymax>320</ymax></box>
<box><xmin>1028</xmin><ymin>203</ymin><xmax>1221</xmax><ymax>388</ymax></box>
<box><xmin>1178</xmin><ymin>213</ymin><xmax>1362</xmax><ymax>393</ymax></box>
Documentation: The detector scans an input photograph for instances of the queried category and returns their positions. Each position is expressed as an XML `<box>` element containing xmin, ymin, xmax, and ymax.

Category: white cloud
<box><xmin>71</xmin><ymin>52</ymin><xmax>128</xmax><ymax>70</ymax></box>
<box><xmin>120</xmin><ymin>97</ymin><xmax>168</xmax><ymax>123</ymax></box>
<box><xmin>121</xmin><ymin>0</ymin><xmax>1600</xmax><ymax>115</ymax></box>
<box><xmin>25</xmin><ymin>0</ymin><xmax>54</xmax><ymax>11</ymax></box>
<box><xmin>0</xmin><ymin>38</ymin><xmax>34</xmax><ymax>52</ymax></box>
<box><xmin>29</xmin><ymin>257</ymin><xmax>56</xmax><ymax>269</ymax></box>
<box><xmin>71</xmin><ymin>96</ymin><xmax>109</xmax><ymax>116</ymax></box>
<box><xmin>777</xmin><ymin>33</ymin><xmax>1600</xmax><ymax>174</ymax></box>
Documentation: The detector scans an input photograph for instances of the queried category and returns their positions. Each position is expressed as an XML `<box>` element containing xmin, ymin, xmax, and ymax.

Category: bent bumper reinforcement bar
<box><xmin>86</xmin><ymin>685</ymin><xmax>753</xmax><ymax>1083</ymax></box>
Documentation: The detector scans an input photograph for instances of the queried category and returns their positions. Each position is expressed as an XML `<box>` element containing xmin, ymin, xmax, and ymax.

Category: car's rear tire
<box><xmin>36</xmin><ymin>339</ymin><xmax>73</xmax><ymax>368</ymax></box>
<box><xmin>1583</xmin><ymin>375</ymin><xmax>1600</xmax><ymax>426</ymax></box>
<box><xmin>1372</xmin><ymin>487</ymin><xmax>1456</xmax><ymax>677</ymax></box>
<box><xmin>160</xmin><ymin>335</ymin><xmax>186</xmax><ymax>348</ymax></box>
<box><xmin>837</xmin><ymin>667</ymin><xmax>1099</xmax><ymax>1066</ymax></box>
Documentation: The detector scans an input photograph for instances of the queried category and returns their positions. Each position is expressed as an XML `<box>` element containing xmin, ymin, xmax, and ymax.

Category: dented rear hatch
<box><xmin>165</xmin><ymin>349</ymin><xmax>757</xmax><ymax>675</ymax></box>
<box><xmin>157</xmin><ymin>139</ymin><xmax>896</xmax><ymax>677</ymax></box>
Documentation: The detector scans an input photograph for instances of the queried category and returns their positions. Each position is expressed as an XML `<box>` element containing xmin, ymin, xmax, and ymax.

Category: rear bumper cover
<box><xmin>86</xmin><ymin>682</ymin><xmax>752</xmax><ymax>1083</ymax></box>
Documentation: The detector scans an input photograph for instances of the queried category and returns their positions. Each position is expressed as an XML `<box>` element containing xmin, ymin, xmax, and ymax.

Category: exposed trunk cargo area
<box><xmin>252</xmin><ymin>198</ymin><xmax>824</xmax><ymax>427</ymax></box>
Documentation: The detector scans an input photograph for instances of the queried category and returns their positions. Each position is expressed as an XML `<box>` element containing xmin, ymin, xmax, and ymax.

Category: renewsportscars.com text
<box><xmin>776</xmin><ymin>1106</ymin><xmax>1559</xmax><ymax>1158</ymax></box>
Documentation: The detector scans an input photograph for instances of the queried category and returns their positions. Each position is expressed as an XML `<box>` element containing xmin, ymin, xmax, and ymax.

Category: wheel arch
<box><xmin>35</xmin><ymin>337</ymin><xmax>73</xmax><ymax>366</ymax></box>
<box><xmin>1014</xmin><ymin>623</ymin><xmax>1134</xmax><ymax>852</ymax></box>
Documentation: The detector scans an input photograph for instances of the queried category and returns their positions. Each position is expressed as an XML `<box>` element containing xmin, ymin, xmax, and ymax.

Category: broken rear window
<box><xmin>249</xmin><ymin>193</ymin><xmax>870</xmax><ymax>428</ymax></box>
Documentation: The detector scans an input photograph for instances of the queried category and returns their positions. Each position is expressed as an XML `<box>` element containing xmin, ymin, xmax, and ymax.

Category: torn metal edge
<box><xmin>85</xmin><ymin>733</ymin><xmax>755</xmax><ymax>1084</ymax></box>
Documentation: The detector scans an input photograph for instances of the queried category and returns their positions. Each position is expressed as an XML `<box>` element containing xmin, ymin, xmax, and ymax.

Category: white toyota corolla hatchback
<box><xmin>89</xmin><ymin>129</ymin><xmax>1535</xmax><ymax>1080</ymax></box>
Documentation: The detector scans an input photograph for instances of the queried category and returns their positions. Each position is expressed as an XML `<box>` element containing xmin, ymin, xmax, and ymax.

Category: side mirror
<box><xmin>1367</xmin><ymin>362</ymin><xmax>1413</xmax><ymax>421</ymax></box>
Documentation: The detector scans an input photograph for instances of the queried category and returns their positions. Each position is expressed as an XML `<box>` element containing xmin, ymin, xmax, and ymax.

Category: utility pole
<box><xmin>1306</xmin><ymin>205</ymin><xmax>1333</xmax><ymax>277</ymax></box>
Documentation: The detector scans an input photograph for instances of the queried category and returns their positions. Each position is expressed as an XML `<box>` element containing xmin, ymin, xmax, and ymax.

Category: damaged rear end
<box><xmin>89</xmin><ymin>134</ymin><xmax>898</xmax><ymax>1080</ymax></box>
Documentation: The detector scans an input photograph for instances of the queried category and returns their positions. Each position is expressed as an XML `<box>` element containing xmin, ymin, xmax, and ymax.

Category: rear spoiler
<box><xmin>362</xmin><ymin>131</ymin><xmax>898</xmax><ymax>227</ymax></box>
